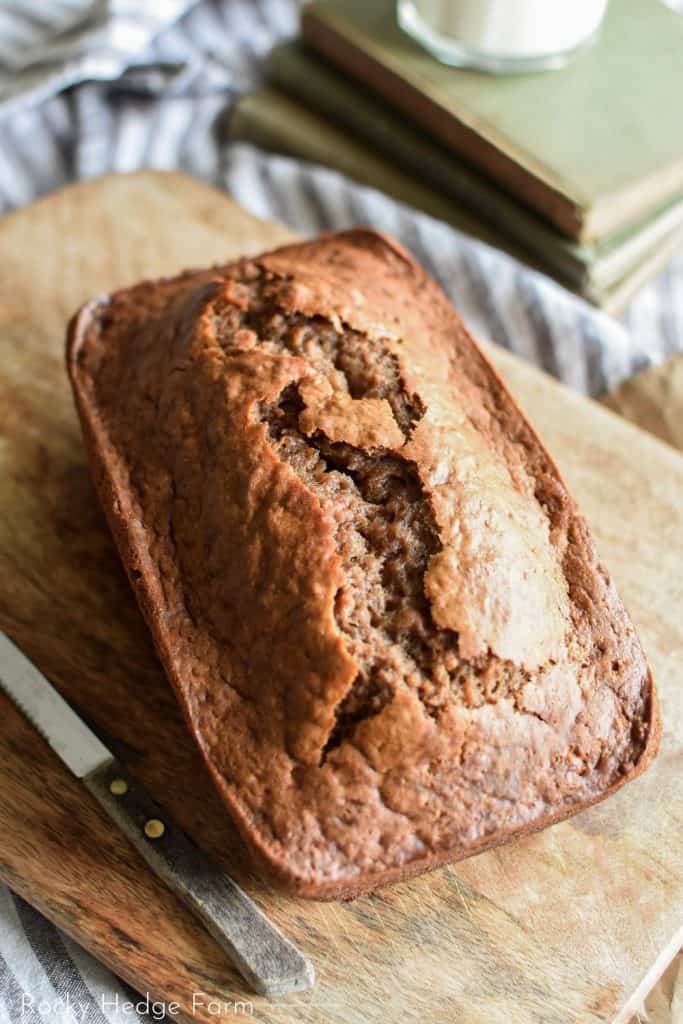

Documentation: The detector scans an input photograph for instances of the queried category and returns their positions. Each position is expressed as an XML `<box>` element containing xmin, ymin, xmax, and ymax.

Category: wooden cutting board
<box><xmin>0</xmin><ymin>171</ymin><xmax>681</xmax><ymax>1024</ymax></box>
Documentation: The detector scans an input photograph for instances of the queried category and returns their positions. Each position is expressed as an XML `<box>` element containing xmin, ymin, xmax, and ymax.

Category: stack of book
<box><xmin>231</xmin><ymin>0</ymin><xmax>683</xmax><ymax>312</ymax></box>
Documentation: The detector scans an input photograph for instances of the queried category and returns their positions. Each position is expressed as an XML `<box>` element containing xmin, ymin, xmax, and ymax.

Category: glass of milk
<box><xmin>397</xmin><ymin>0</ymin><xmax>610</xmax><ymax>72</ymax></box>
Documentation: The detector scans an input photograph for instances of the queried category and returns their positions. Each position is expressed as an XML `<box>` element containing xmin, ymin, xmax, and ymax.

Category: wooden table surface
<box><xmin>0</xmin><ymin>171</ymin><xmax>681</xmax><ymax>1024</ymax></box>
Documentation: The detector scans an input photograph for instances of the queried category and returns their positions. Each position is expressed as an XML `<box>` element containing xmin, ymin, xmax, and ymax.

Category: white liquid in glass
<box><xmin>398</xmin><ymin>0</ymin><xmax>609</xmax><ymax>71</ymax></box>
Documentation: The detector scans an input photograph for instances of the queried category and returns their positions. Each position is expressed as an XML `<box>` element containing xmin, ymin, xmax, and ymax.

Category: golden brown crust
<box><xmin>66</xmin><ymin>229</ymin><xmax>659</xmax><ymax>899</ymax></box>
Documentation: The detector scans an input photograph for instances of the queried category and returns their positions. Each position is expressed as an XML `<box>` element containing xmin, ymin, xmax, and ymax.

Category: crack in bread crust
<box><xmin>263</xmin><ymin>382</ymin><xmax>442</xmax><ymax>757</ymax></box>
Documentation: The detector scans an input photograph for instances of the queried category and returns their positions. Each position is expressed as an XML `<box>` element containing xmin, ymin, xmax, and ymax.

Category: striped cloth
<box><xmin>0</xmin><ymin>1</ymin><xmax>201</xmax><ymax>124</ymax></box>
<box><xmin>0</xmin><ymin>2</ymin><xmax>682</xmax><ymax>1022</ymax></box>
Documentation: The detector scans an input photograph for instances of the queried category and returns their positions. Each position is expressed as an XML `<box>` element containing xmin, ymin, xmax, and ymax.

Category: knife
<box><xmin>0</xmin><ymin>631</ymin><xmax>314</xmax><ymax>998</ymax></box>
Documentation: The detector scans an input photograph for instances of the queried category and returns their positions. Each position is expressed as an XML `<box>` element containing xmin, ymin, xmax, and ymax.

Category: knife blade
<box><xmin>0</xmin><ymin>631</ymin><xmax>314</xmax><ymax>998</ymax></box>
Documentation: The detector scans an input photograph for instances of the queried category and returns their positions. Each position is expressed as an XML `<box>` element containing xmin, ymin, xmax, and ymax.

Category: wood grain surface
<box><xmin>0</xmin><ymin>171</ymin><xmax>681</xmax><ymax>1024</ymax></box>
<box><xmin>602</xmin><ymin>353</ymin><xmax>683</xmax><ymax>453</ymax></box>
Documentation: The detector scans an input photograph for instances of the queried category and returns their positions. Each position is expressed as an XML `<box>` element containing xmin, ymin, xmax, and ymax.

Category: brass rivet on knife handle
<box><xmin>144</xmin><ymin>818</ymin><xmax>165</xmax><ymax>840</ymax></box>
<box><xmin>109</xmin><ymin>778</ymin><xmax>128</xmax><ymax>796</ymax></box>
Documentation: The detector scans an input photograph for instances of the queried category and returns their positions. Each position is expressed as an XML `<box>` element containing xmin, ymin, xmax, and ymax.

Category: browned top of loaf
<box><xmin>67</xmin><ymin>229</ymin><xmax>659</xmax><ymax>898</ymax></box>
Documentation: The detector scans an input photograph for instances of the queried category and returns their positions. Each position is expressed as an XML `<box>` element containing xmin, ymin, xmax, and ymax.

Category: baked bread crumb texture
<box><xmin>67</xmin><ymin>230</ymin><xmax>659</xmax><ymax>899</ymax></box>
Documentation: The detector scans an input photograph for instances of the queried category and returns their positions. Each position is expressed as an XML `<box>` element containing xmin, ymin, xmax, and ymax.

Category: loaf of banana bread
<box><xmin>67</xmin><ymin>230</ymin><xmax>659</xmax><ymax>898</ymax></box>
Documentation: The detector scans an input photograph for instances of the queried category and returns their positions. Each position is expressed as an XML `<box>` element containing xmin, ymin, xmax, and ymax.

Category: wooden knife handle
<box><xmin>83</xmin><ymin>759</ymin><xmax>314</xmax><ymax>998</ymax></box>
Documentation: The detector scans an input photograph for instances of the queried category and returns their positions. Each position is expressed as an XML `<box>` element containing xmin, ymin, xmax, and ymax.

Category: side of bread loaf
<box><xmin>67</xmin><ymin>230</ymin><xmax>659</xmax><ymax>898</ymax></box>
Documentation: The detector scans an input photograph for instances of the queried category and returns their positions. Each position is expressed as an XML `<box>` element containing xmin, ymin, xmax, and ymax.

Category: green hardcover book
<box><xmin>265</xmin><ymin>41</ymin><xmax>683</xmax><ymax>293</ymax></box>
<box><xmin>230</xmin><ymin>88</ymin><xmax>518</xmax><ymax>254</ymax></box>
<box><xmin>302</xmin><ymin>0</ymin><xmax>683</xmax><ymax>242</ymax></box>
<box><xmin>229</xmin><ymin>86</ymin><xmax>683</xmax><ymax>312</ymax></box>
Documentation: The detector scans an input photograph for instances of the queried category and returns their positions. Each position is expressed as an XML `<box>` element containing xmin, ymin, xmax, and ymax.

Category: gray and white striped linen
<box><xmin>0</xmin><ymin>2</ymin><xmax>682</xmax><ymax>1022</ymax></box>
<box><xmin>0</xmin><ymin>1</ymin><xmax>200</xmax><ymax>121</ymax></box>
